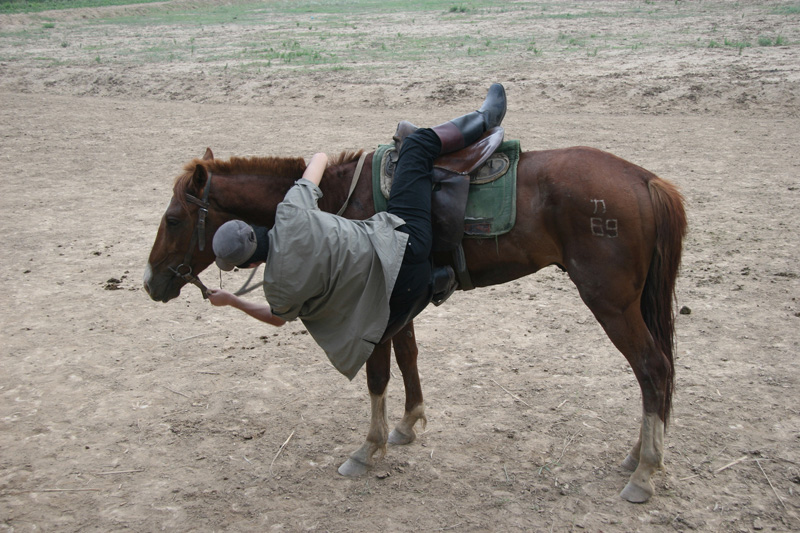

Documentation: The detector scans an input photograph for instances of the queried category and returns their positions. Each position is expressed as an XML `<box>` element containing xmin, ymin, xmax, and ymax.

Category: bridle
<box><xmin>168</xmin><ymin>172</ymin><xmax>213</xmax><ymax>299</ymax></box>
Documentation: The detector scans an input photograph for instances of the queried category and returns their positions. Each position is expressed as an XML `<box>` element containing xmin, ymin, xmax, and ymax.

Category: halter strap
<box><xmin>185</xmin><ymin>170</ymin><xmax>214</xmax><ymax>251</ymax></box>
<box><xmin>169</xmin><ymin>171</ymin><xmax>214</xmax><ymax>299</ymax></box>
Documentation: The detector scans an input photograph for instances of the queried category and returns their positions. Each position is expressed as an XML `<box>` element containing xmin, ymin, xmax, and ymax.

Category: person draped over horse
<box><xmin>205</xmin><ymin>84</ymin><xmax>507</xmax><ymax>380</ymax></box>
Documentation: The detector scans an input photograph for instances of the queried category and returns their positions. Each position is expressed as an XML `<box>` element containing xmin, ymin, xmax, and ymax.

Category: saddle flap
<box><xmin>433</xmin><ymin>127</ymin><xmax>505</xmax><ymax>176</ymax></box>
<box><xmin>431</xmin><ymin>169</ymin><xmax>470</xmax><ymax>252</ymax></box>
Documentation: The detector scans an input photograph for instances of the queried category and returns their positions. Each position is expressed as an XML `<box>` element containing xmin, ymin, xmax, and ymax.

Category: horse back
<box><xmin>462</xmin><ymin>147</ymin><xmax>663</xmax><ymax>287</ymax></box>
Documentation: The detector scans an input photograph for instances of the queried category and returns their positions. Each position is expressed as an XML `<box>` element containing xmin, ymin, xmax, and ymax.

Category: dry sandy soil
<box><xmin>1</xmin><ymin>1</ymin><xmax>799</xmax><ymax>531</ymax></box>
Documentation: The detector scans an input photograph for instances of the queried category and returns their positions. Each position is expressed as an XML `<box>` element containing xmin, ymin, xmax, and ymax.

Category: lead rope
<box><xmin>232</xmin><ymin>265</ymin><xmax>264</xmax><ymax>296</ymax></box>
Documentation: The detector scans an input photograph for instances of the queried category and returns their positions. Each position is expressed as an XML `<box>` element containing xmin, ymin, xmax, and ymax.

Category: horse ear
<box><xmin>192</xmin><ymin>163</ymin><xmax>208</xmax><ymax>190</ymax></box>
<box><xmin>202</xmin><ymin>148</ymin><xmax>214</xmax><ymax>161</ymax></box>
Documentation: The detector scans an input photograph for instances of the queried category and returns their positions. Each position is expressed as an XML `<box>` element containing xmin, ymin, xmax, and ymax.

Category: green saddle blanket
<box><xmin>372</xmin><ymin>139</ymin><xmax>520</xmax><ymax>237</ymax></box>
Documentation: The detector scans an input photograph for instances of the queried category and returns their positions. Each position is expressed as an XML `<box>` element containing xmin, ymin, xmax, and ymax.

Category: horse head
<box><xmin>143</xmin><ymin>148</ymin><xmax>229</xmax><ymax>302</ymax></box>
<box><xmin>144</xmin><ymin>148</ymin><xmax>366</xmax><ymax>303</ymax></box>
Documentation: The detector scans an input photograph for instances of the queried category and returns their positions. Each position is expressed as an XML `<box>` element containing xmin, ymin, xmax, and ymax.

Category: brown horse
<box><xmin>144</xmin><ymin>144</ymin><xmax>686</xmax><ymax>502</ymax></box>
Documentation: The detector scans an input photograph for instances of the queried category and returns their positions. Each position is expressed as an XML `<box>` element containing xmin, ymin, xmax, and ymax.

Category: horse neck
<box><xmin>318</xmin><ymin>156</ymin><xmax>375</xmax><ymax>218</ymax></box>
<box><xmin>209</xmin><ymin>155</ymin><xmax>372</xmax><ymax>226</ymax></box>
<box><xmin>211</xmin><ymin>171</ymin><xmax>297</xmax><ymax>227</ymax></box>
<box><xmin>318</xmin><ymin>160</ymin><xmax>355</xmax><ymax>213</ymax></box>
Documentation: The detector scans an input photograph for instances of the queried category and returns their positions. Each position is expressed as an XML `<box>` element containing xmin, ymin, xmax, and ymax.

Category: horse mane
<box><xmin>327</xmin><ymin>149</ymin><xmax>364</xmax><ymax>168</ymax></box>
<box><xmin>172</xmin><ymin>151</ymin><xmax>364</xmax><ymax>210</ymax></box>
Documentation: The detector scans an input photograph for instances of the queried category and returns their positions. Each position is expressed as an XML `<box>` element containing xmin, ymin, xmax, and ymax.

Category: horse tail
<box><xmin>642</xmin><ymin>176</ymin><xmax>687</xmax><ymax>425</ymax></box>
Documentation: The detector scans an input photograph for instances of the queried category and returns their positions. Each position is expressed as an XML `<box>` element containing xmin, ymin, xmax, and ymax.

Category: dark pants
<box><xmin>386</xmin><ymin>129</ymin><xmax>441</xmax><ymax>327</ymax></box>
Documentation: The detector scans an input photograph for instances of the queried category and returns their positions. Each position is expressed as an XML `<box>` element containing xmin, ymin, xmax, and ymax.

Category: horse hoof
<box><xmin>620</xmin><ymin>454</ymin><xmax>639</xmax><ymax>472</ymax></box>
<box><xmin>388</xmin><ymin>428</ymin><xmax>415</xmax><ymax>446</ymax></box>
<box><xmin>620</xmin><ymin>480</ymin><xmax>653</xmax><ymax>503</ymax></box>
<box><xmin>338</xmin><ymin>457</ymin><xmax>369</xmax><ymax>477</ymax></box>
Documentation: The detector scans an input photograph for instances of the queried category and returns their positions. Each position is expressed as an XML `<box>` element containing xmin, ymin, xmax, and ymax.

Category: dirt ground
<box><xmin>1</xmin><ymin>1</ymin><xmax>799</xmax><ymax>531</ymax></box>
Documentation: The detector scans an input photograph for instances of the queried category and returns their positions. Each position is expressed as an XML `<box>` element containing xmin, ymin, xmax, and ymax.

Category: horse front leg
<box><xmin>388</xmin><ymin>321</ymin><xmax>427</xmax><ymax>445</ymax></box>
<box><xmin>338</xmin><ymin>341</ymin><xmax>391</xmax><ymax>477</ymax></box>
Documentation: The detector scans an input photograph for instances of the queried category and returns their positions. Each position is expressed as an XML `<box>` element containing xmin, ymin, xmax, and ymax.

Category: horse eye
<box><xmin>166</xmin><ymin>217</ymin><xmax>181</xmax><ymax>228</ymax></box>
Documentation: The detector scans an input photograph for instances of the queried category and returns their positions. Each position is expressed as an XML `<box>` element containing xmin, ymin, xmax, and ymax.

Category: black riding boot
<box><xmin>431</xmin><ymin>83</ymin><xmax>507</xmax><ymax>154</ymax></box>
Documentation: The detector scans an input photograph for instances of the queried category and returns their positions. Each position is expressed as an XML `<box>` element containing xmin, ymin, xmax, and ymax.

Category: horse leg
<box><xmin>620</xmin><ymin>425</ymin><xmax>643</xmax><ymax>471</ymax></box>
<box><xmin>621</xmin><ymin>409</ymin><xmax>665</xmax><ymax>503</ymax></box>
<box><xmin>388</xmin><ymin>322</ymin><xmax>427</xmax><ymax>445</ymax></box>
<box><xmin>568</xmin><ymin>242</ymin><xmax>671</xmax><ymax>502</ymax></box>
<box><xmin>337</xmin><ymin>341</ymin><xmax>391</xmax><ymax>477</ymax></box>
<box><xmin>588</xmin><ymin>303</ymin><xmax>671</xmax><ymax>503</ymax></box>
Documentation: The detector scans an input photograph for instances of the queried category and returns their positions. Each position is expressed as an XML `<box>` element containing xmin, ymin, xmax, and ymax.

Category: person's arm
<box><xmin>207</xmin><ymin>289</ymin><xmax>286</xmax><ymax>327</ymax></box>
<box><xmin>302</xmin><ymin>152</ymin><xmax>328</xmax><ymax>187</ymax></box>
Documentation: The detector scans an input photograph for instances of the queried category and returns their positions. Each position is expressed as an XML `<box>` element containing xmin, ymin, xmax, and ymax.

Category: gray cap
<box><xmin>213</xmin><ymin>220</ymin><xmax>258</xmax><ymax>271</ymax></box>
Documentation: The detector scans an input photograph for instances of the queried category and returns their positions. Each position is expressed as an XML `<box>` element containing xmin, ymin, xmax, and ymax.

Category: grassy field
<box><xmin>2</xmin><ymin>0</ymin><xmax>796</xmax><ymax>75</ymax></box>
<box><xmin>1</xmin><ymin>0</ymin><xmax>798</xmax><ymax>116</ymax></box>
<box><xmin>0</xmin><ymin>0</ymin><xmax>163</xmax><ymax>14</ymax></box>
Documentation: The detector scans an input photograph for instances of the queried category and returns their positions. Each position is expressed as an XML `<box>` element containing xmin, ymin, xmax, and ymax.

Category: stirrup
<box><xmin>431</xmin><ymin>265</ymin><xmax>457</xmax><ymax>306</ymax></box>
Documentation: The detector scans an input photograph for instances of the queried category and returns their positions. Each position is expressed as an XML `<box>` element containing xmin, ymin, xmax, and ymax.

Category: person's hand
<box><xmin>207</xmin><ymin>288</ymin><xmax>235</xmax><ymax>307</ymax></box>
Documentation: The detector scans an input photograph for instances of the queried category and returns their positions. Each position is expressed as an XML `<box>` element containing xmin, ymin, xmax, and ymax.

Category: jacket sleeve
<box><xmin>281</xmin><ymin>178</ymin><xmax>323</xmax><ymax>210</ymax></box>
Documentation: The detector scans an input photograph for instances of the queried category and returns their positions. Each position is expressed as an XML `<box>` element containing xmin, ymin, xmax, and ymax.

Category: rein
<box><xmin>336</xmin><ymin>152</ymin><xmax>367</xmax><ymax>216</ymax></box>
<box><xmin>169</xmin><ymin>172</ymin><xmax>213</xmax><ymax>299</ymax></box>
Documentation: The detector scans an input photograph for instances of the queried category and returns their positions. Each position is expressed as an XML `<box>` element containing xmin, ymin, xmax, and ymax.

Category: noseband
<box><xmin>168</xmin><ymin>172</ymin><xmax>213</xmax><ymax>299</ymax></box>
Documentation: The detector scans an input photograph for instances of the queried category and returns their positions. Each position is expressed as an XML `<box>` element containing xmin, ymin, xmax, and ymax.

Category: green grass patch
<box><xmin>0</xmin><ymin>0</ymin><xmax>163</xmax><ymax>15</ymax></box>
<box><xmin>771</xmin><ymin>4</ymin><xmax>800</xmax><ymax>15</ymax></box>
<box><xmin>709</xmin><ymin>37</ymin><xmax>753</xmax><ymax>54</ymax></box>
<box><xmin>724</xmin><ymin>37</ymin><xmax>751</xmax><ymax>53</ymax></box>
<box><xmin>758</xmin><ymin>35</ymin><xmax>788</xmax><ymax>46</ymax></box>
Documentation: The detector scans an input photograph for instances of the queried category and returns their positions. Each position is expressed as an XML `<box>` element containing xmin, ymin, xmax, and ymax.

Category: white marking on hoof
<box><xmin>388</xmin><ymin>428</ymin><xmax>415</xmax><ymax>446</ymax></box>
<box><xmin>389</xmin><ymin>404</ymin><xmax>426</xmax><ymax>446</ymax></box>
<box><xmin>338</xmin><ymin>457</ymin><xmax>369</xmax><ymax>477</ymax></box>
<box><xmin>620</xmin><ymin>479</ymin><xmax>654</xmax><ymax>503</ymax></box>
<box><xmin>620</xmin><ymin>454</ymin><xmax>639</xmax><ymax>472</ymax></box>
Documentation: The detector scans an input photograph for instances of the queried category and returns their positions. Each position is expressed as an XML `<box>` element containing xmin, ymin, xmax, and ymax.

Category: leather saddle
<box><xmin>388</xmin><ymin>120</ymin><xmax>506</xmax><ymax>252</ymax></box>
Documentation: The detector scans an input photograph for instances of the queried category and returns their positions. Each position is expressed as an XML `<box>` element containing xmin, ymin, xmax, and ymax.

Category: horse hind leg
<box><xmin>338</xmin><ymin>342</ymin><xmax>391</xmax><ymax>477</ymax></box>
<box><xmin>620</xmin><ymin>426</ymin><xmax>642</xmax><ymax>472</ymax></box>
<box><xmin>388</xmin><ymin>322</ymin><xmax>427</xmax><ymax>445</ymax></box>
<box><xmin>604</xmin><ymin>307</ymin><xmax>670</xmax><ymax>502</ymax></box>
<box><xmin>620</xmin><ymin>410</ymin><xmax>665</xmax><ymax>503</ymax></box>
<box><xmin>578</xmin><ymin>284</ymin><xmax>671</xmax><ymax>503</ymax></box>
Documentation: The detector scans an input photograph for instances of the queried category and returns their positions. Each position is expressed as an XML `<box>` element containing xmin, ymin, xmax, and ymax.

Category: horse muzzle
<box><xmin>143</xmin><ymin>263</ymin><xmax>182</xmax><ymax>303</ymax></box>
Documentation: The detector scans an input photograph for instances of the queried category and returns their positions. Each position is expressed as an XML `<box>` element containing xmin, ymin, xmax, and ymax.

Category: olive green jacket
<box><xmin>264</xmin><ymin>179</ymin><xmax>408</xmax><ymax>379</ymax></box>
